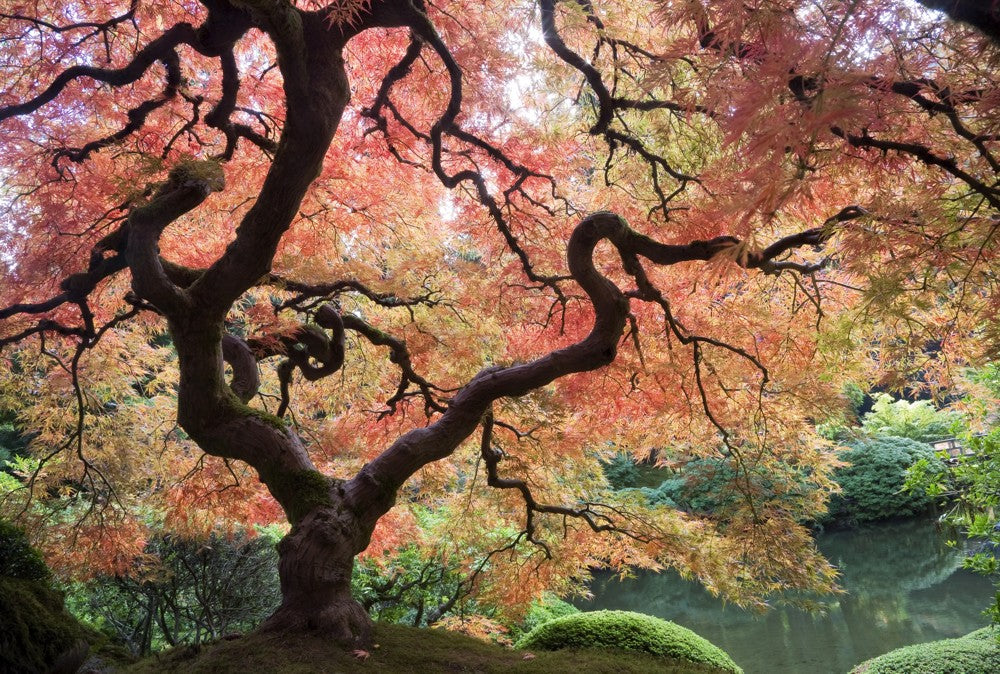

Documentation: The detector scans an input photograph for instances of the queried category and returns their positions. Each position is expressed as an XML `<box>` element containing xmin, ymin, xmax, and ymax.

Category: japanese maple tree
<box><xmin>0</xmin><ymin>0</ymin><xmax>997</xmax><ymax>648</ymax></box>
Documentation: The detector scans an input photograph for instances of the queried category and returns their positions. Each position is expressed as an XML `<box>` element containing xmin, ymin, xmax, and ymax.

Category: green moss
<box><xmin>127</xmin><ymin>621</ymin><xmax>723</xmax><ymax>674</ymax></box>
<box><xmin>215</xmin><ymin>388</ymin><xmax>288</xmax><ymax>434</ymax></box>
<box><xmin>267</xmin><ymin>469</ymin><xmax>334</xmax><ymax>524</ymax></box>
<box><xmin>515</xmin><ymin>610</ymin><xmax>742</xmax><ymax>673</ymax></box>
<box><xmin>0</xmin><ymin>521</ymin><xmax>134</xmax><ymax>672</ymax></box>
<box><xmin>169</xmin><ymin>159</ymin><xmax>224</xmax><ymax>192</ymax></box>
<box><xmin>0</xmin><ymin>577</ymin><xmax>92</xmax><ymax>673</ymax></box>
<box><xmin>850</xmin><ymin>628</ymin><xmax>1000</xmax><ymax>673</ymax></box>
<box><xmin>250</xmin><ymin>407</ymin><xmax>290</xmax><ymax>433</ymax></box>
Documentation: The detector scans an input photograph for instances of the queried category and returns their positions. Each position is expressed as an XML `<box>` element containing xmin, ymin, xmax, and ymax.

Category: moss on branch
<box><xmin>266</xmin><ymin>468</ymin><xmax>335</xmax><ymax>525</ymax></box>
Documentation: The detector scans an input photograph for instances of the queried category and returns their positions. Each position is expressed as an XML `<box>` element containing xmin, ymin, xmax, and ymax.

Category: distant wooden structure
<box><xmin>931</xmin><ymin>437</ymin><xmax>967</xmax><ymax>457</ymax></box>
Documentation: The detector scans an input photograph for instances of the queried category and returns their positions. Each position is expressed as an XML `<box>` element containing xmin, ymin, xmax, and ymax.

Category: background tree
<box><xmin>69</xmin><ymin>529</ymin><xmax>282</xmax><ymax>656</ymax></box>
<box><xmin>0</xmin><ymin>0</ymin><xmax>997</xmax><ymax>649</ymax></box>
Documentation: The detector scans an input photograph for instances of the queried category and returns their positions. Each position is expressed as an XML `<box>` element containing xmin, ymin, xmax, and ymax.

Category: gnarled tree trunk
<box><xmin>263</xmin><ymin>505</ymin><xmax>374</xmax><ymax>646</ymax></box>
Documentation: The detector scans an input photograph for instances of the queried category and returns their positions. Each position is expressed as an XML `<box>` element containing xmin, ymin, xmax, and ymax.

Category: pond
<box><xmin>578</xmin><ymin>518</ymin><xmax>995</xmax><ymax>674</ymax></box>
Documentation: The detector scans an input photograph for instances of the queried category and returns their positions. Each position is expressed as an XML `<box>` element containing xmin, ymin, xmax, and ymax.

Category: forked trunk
<box><xmin>259</xmin><ymin>504</ymin><xmax>373</xmax><ymax>648</ymax></box>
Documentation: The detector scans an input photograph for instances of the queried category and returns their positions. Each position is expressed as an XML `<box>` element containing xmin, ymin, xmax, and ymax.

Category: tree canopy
<box><xmin>0</xmin><ymin>0</ymin><xmax>997</xmax><ymax>647</ymax></box>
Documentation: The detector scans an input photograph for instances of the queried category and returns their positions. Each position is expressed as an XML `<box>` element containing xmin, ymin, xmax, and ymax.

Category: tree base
<box><xmin>259</xmin><ymin>598</ymin><xmax>373</xmax><ymax>649</ymax></box>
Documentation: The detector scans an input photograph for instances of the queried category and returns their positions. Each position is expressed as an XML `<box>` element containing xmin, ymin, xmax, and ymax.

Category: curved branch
<box><xmin>344</xmin><ymin>209</ymin><xmax>843</xmax><ymax>526</ymax></box>
<box><xmin>187</xmin><ymin>11</ymin><xmax>352</xmax><ymax>316</ymax></box>
<box><xmin>222</xmin><ymin>333</ymin><xmax>260</xmax><ymax>403</ymax></box>
<box><xmin>54</xmin><ymin>49</ymin><xmax>184</xmax><ymax>166</ymax></box>
<box><xmin>126</xmin><ymin>160</ymin><xmax>225</xmax><ymax>316</ymax></box>
<box><xmin>831</xmin><ymin>126</ymin><xmax>1000</xmax><ymax>210</ymax></box>
<box><xmin>388</xmin><ymin>4</ymin><xmax>570</xmax><ymax>300</ymax></box>
<box><xmin>340</xmin><ymin>212</ymin><xmax>650</xmax><ymax>523</ymax></box>
<box><xmin>341</xmin><ymin>314</ymin><xmax>446</xmax><ymax>416</ymax></box>
<box><xmin>0</xmin><ymin>22</ymin><xmax>198</xmax><ymax>122</ymax></box>
<box><xmin>538</xmin><ymin>0</ymin><xmax>614</xmax><ymax>134</ymax></box>
<box><xmin>478</xmin><ymin>411</ymin><xmax>641</xmax><ymax>559</ymax></box>
<box><xmin>0</xmin><ymin>1</ymin><xmax>138</xmax><ymax>37</ymax></box>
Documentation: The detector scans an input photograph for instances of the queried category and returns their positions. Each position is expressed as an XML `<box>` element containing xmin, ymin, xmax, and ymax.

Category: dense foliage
<box><xmin>516</xmin><ymin>610</ymin><xmax>742</xmax><ymax>673</ymax></box>
<box><xmin>508</xmin><ymin>595</ymin><xmax>581</xmax><ymax>642</ymax></box>
<box><xmin>602</xmin><ymin>453</ymin><xmax>644</xmax><ymax>491</ymax></box>
<box><xmin>0</xmin><ymin>415</ymin><xmax>29</xmax><ymax>472</ymax></box>
<box><xmin>637</xmin><ymin>457</ymin><xmax>814</xmax><ymax>520</ymax></box>
<box><xmin>826</xmin><ymin>436</ymin><xmax>941</xmax><ymax>525</ymax></box>
<box><xmin>850</xmin><ymin>628</ymin><xmax>1000</xmax><ymax>674</ymax></box>
<box><xmin>908</xmin><ymin>365</ymin><xmax>1000</xmax><ymax>623</ymax></box>
<box><xmin>860</xmin><ymin>394</ymin><xmax>963</xmax><ymax>443</ymax></box>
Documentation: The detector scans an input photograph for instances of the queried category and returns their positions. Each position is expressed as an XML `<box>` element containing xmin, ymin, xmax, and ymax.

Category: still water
<box><xmin>578</xmin><ymin>519</ymin><xmax>995</xmax><ymax>674</ymax></box>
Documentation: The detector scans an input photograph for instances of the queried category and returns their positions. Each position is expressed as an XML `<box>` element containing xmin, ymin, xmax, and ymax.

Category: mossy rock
<box><xmin>515</xmin><ymin>610</ymin><xmax>742</xmax><ymax>673</ymax></box>
<box><xmin>0</xmin><ymin>577</ymin><xmax>94</xmax><ymax>673</ymax></box>
<box><xmin>850</xmin><ymin>628</ymin><xmax>1000</xmax><ymax>673</ymax></box>
<box><xmin>0</xmin><ymin>519</ymin><xmax>130</xmax><ymax>673</ymax></box>
<box><xmin>0</xmin><ymin>519</ymin><xmax>50</xmax><ymax>581</ymax></box>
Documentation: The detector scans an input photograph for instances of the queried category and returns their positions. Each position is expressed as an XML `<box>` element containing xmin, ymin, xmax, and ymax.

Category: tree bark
<box><xmin>261</xmin><ymin>503</ymin><xmax>375</xmax><ymax>648</ymax></box>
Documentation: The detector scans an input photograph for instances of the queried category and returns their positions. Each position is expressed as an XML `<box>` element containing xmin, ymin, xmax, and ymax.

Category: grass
<box><xmin>127</xmin><ymin>622</ymin><xmax>734</xmax><ymax>674</ymax></box>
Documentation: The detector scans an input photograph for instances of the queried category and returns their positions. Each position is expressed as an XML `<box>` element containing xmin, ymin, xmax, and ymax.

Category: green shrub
<box><xmin>515</xmin><ymin>610</ymin><xmax>742</xmax><ymax>673</ymax></box>
<box><xmin>0</xmin><ymin>519</ymin><xmax>49</xmax><ymax>582</ymax></box>
<box><xmin>860</xmin><ymin>393</ymin><xmax>963</xmax><ymax>442</ymax></box>
<box><xmin>963</xmin><ymin>627</ymin><xmax>999</xmax><ymax>642</ymax></box>
<box><xmin>850</xmin><ymin>628</ymin><xmax>1000</xmax><ymax>673</ymax></box>
<box><xmin>826</xmin><ymin>435</ymin><xmax>941</xmax><ymax>524</ymax></box>
<box><xmin>602</xmin><ymin>453</ymin><xmax>641</xmax><ymax>489</ymax></box>
<box><xmin>642</xmin><ymin>458</ymin><xmax>813</xmax><ymax>519</ymax></box>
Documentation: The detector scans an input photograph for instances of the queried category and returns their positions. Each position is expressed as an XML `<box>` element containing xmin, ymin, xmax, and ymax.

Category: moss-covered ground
<box><xmin>127</xmin><ymin>622</ymin><xmax>733</xmax><ymax>673</ymax></box>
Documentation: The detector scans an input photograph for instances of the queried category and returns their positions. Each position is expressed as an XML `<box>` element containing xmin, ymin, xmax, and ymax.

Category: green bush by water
<box><xmin>516</xmin><ymin>610</ymin><xmax>742</xmax><ymax>673</ymax></box>
<box><xmin>850</xmin><ymin>627</ymin><xmax>1000</xmax><ymax>673</ymax></box>
<box><xmin>826</xmin><ymin>435</ymin><xmax>941</xmax><ymax>525</ymax></box>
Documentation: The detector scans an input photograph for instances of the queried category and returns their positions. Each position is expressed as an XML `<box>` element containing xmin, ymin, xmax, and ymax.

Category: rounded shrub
<box><xmin>850</xmin><ymin>629</ymin><xmax>1000</xmax><ymax>673</ymax></box>
<box><xmin>963</xmin><ymin>627</ymin><xmax>999</xmax><ymax>642</ymax></box>
<box><xmin>827</xmin><ymin>435</ymin><xmax>941</xmax><ymax>524</ymax></box>
<box><xmin>515</xmin><ymin>609</ymin><xmax>742</xmax><ymax>673</ymax></box>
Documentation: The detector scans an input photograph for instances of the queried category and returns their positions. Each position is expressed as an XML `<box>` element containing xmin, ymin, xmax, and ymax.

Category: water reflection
<box><xmin>578</xmin><ymin>519</ymin><xmax>994</xmax><ymax>674</ymax></box>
